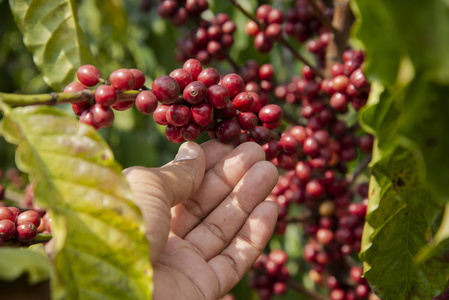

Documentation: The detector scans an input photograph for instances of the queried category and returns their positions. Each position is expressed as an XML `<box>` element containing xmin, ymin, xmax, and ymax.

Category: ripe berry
<box><xmin>236</xmin><ymin>112</ymin><xmax>258</xmax><ymax>130</ymax></box>
<box><xmin>165</xmin><ymin>125</ymin><xmax>185</xmax><ymax>143</ymax></box>
<box><xmin>280</xmin><ymin>133</ymin><xmax>300</xmax><ymax>155</ymax></box>
<box><xmin>95</xmin><ymin>84</ymin><xmax>117</xmax><ymax>106</ymax></box>
<box><xmin>191</xmin><ymin>102</ymin><xmax>214</xmax><ymax>126</ymax></box>
<box><xmin>183</xmin><ymin>58</ymin><xmax>202</xmax><ymax>80</ymax></box>
<box><xmin>350</xmin><ymin>68</ymin><xmax>367</xmax><ymax>89</ymax></box>
<box><xmin>16</xmin><ymin>223</ymin><xmax>37</xmax><ymax>242</ymax></box>
<box><xmin>64</xmin><ymin>81</ymin><xmax>86</xmax><ymax>93</ymax></box>
<box><xmin>197</xmin><ymin>68</ymin><xmax>220</xmax><ymax>87</ymax></box>
<box><xmin>72</xmin><ymin>102</ymin><xmax>91</xmax><ymax>116</ymax></box>
<box><xmin>220</xmin><ymin>73</ymin><xmax>244</xmax><ymax>98</ymax></box>
<box><xmin>169</xmin><ymin>68</ymin><xmax>193</xmax><ymax>90</ymax></box>
<box><xmin>16</xmin><ymin>210</ymin><xmax>41</xmax><ymax>228</ymax></box>
<box><xmin>233</xmin><ymin>92</ymin><xmax>254</xmax><ymax>111</ymax></box>
<box><xmin>79</xmin><ymin>110</ymin><xmax>99</xmax><ymax>130</ymax></box>
<box><xmin>183</xmin><ymin>81</ymin><xmax>208</xmax><ymax>104</ymax></box>
<box><xmin>166</xmin><ymin>104</ymin><xmax>191</xmax><ymax>127</ymax></box>
<box><xmin>77</xmin><ymin>65</ymin><xmax>101</xmax><ymax>87</ymax></box>
<box><xmin>305</xmin><ymin>179</ymin><xmax>325</xmax><ymax>198</ymax></box>
<box><xmin>207</xmin><ymin>84</ymin><xmax>230</xmax><ymax>109</ymax></box>
<box><xmin>181</xmin><ymin>122</ymin><xmax>201</xmax><ymax>141</ymax></box>
<box><xmin>258</xmin><ymin>104</ymin><xmax>282</xmax><ymax>124</ymax></box>
<box><xmin>129</xmin><ymin>68</ymin><xmax>146</xmax><ymax>89</ymax></box>
<box><xmin>0</xmin><ymin>219</ymin><xmax>16</xmax><ymax>240</ymax></box>
<box><xmin>136</xmin><ymin>91</ymin><xmax>158</xmax><ymax>114</ymax></box>
<box><xmin>152</xmin><ymin>75</ymin><xmax>181</xmax><ymax>104</ymax></box>
<box><xmin>109</xmin><ymin>68</ymin><xmax>135</xmax><ymax>91</ymax></box>
<box><xmin>90</xmin><ymin>103</ymin><xmax>115</xmax><ymax>128</ymax></box>
<box><xmin>245</xmin><ymin>20</ymin><xmax>260</xmax><ymax>36</ymax></box>
<box><xmin>254</xmin><ymin>32</ymin><xmax>274</xmax><ymax>53</ymax></box>
<box><xmin>303</xmin><ymin>137</ymin><xmax>320</xmax><ymax>157</ymax></box>
<box><xmin>0</xmin><ymin>207</ymin><xmax>15</xmax><ymax>222</ymax></box>
<box><xmin>316</xmin><ymin>228</ymin><xmax>334</xmax><ymax>245</ymax></box>
<box><xmin>262</xmin><ymin>140</ymin><xmax>282</xmax><ymax>160</ymax></box>
<box><xmin>111</xmin><ymin>100</ymin><xmax>134</xmax><ymax>111</ymax></box>
<box><xmin>216</xmin><ymin>119</ymin><xmax>240</xmax><ymax>144</ymax></box>
<box><xmin>250</xmin><ymin>126</ymin><xmax>270</xmax><ymax>145</ymax></box>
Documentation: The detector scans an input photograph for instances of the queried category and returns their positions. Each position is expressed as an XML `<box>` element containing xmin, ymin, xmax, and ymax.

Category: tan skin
<box><xmin>123</xmin><ymin>140</ymin><xmax>279</xmax><ymax>300</ymax></box>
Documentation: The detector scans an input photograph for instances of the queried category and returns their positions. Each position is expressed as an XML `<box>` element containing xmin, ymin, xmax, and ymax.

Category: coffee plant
<box><xmin>0</xmin><ymin>0</ymin><xmax>448</xmax><ymax>299</ymax></box>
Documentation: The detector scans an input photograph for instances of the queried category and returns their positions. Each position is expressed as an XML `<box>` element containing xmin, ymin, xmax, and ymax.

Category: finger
<box><xmin>200</xmin><ymin>139</ymin><xmax>234</xmax><ymax>171</ymax></box>
<box><xmin>208</xmin><ymin>200</ymin><xmax>279</xmax><ymax>297</ymax></box>
<box><xmin>123</xmin><ymin>141</ymin><xmax>206</xmax><ymax>263</ymax></box>
<box><xmin>185</xmin><ymin>161</ymin><xmax>278</xmax><ymax>260</ymax></box>
<box><xmin>170</xmin><ymin>142</ymin><xmax>266</xmax><ymax>238</ymax></box>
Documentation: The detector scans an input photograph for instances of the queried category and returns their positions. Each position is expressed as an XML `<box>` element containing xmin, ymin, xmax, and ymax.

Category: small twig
<box><xmin>324</xmin><ymin>0</ymin><xmax>353</xmax><ymax>76</ymax></box>
<box><xmin>278</xmin><ymin>37</ymin><xmax>324</xmax><ymax>78</ymax></box>
<box><xmin>0</xmin><ymin>90</ymin><xmax>139</xmax><ymax>107</ymax></box>
<box><xmin>287</xmin><ymin>277</ymin><xmax>330</xmax><ymax>300</ymax></box>
<box><xmin>228</xmin><ymin>0</ymin><xmax>259</xmax><ymax>24</ymax></box>
<box><xmin>224</xmin><ymin>52</ymin><xmax>241</xmax><ymax>71</ymax></box>
<box><xmin>307</xmin><ymin>0</ymin><xmax>340</xmax><ymax>37</ymax></box>
<box><xmin>347</xmin><ymin>152</ymin><xmax>372</xmax><ymax>184</ymax></box>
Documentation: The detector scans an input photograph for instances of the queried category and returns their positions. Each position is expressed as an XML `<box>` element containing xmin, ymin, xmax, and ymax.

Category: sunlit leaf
<box><xmin>0</xmin><ymin>106</ymin><xmax>153</xmax><ymax>300</ymax></box>
<box><xmin>9</xmin><ymin>0</ymin><xmax>95</xmax><ymax>90</ymax></box>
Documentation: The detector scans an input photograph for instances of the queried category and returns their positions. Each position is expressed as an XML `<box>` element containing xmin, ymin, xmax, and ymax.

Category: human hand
<box><xmin>123</xmin><ymin>140</ymin><xmax>279</xmax><ymax>300</ymax></box>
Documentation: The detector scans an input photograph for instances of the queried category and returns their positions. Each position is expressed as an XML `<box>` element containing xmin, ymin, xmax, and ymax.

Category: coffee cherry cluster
<box><xmin>245</xmin><ymin>1</ymin><xmax>332</xmax><ymax>54</ymax></box>
<box><xmin>175</xmin><ymin>13</ymin><xmax>237</xmax><ymax>64</ymax></box>
<box><xmin>151</xmin><ymin>58</ymin><xmax>282</xmax><ymax>144</ymax></box>
<box><xmin>322</xmin><ymin>50</ymin><xmax>370</xmax><ymax>112</ymax></box>
<box><xmin>249</xmin><ymin>250</ymin><xmax>290</xmax><ymax>300</ymax></box>
<box><xmin>0</xmin><ymin>168</ymin><xmax>52</xmax><ymax>247</ymax></box>
<box><xmin>0</xmin><ymin>206</ymin><xmax>51</xmax><ymax>246</ymax></box>
<box><xmin>157</xmin><ymin>0</ymin><xmax>209</xmax><ymax>26</ymax></box>
<box><xmin>64</xmin><ymin>65</ymin><xmax>148</xmax><ymax>130</ymax></box>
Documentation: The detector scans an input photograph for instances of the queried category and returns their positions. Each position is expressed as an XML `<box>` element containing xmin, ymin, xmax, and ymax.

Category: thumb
<box><xmin>123</xmin><ymin>141</ymin><xmax>206</xmax><ymax>263</ymax></box>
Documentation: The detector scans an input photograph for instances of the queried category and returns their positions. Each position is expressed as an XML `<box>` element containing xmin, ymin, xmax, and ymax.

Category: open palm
<box><xmin>124</xmin><ymin>140</ymin><xmax>279</xmax><ymax>300</ymax></box>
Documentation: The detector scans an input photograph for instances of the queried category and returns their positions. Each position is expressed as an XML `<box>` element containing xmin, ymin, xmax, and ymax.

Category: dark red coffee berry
<box><xmin>16</xmin><ymin>210</ymin><xmax>41</xmax><ymax>228</ymax></box>
<box><xmin>152</xmin><ymin>75</ymin><xmax>181</xmax><ymax>104</ymax></box>
<box><xmin>109</xmin><ymin>68</ymin><xmax>135</xmax><ymax>91</ymax></box>
<box><xmin>129</xmin><ymin>68</ymin><xmax>146</xmax><ymax>90</ymax></box>
<box><xmin>0</xmin><ymin>219</ymin><xmax>16</xmax><ymax>240</ymax></box>
<box><xmin>64</xmin><ymin>82</ymin><xmax>86</xmax><ymax>93</ymax></box>
<box><xmin>191</xmin><ymin>102</ymin><xmax>214</xmax><ymax>126</ymax></box>
<box><xmin>207</xmin><ymin>84</ymin><xmax>230</xmax><ymax>109</ymax></box>
<box><xmin>216</xmin><ymin>119</ymin><xmax>241</xmax><ymax>144</ymax></box>
<box><xmin>169</xmin><ymin>68</ymin><xmax>193</xmax><ymax>90</ymax></box>
<box><xmin>220</xmin><ymin>73</ymin><xmax>244</xmax><ymax>98</ymax></box>
<box><xmin>95</xmin><ymin>84</ymin><xmax>117</xmax><ymax>106</ymax></box>
<box><xmin>16</xmin><ymin>222</ymin><xmax>37</xmax><ymax>242</ymax></box>
<box><xmin>183</xmin><ymin>81</ymin><xmax>208</xmax><ymax>104</ymax></box>
<box><xmin>90</xmin><ymin>103</ymin><xmax>115</xmax><ymax>128</ymax></box>
<box><xmin>136</xmin><ymin>90</ymin><xmax>158</xmax><ymax>114</ymax></box>
<box><xmin>183</xmin><ymin>58</ymin><xmax>202</xmax><ymax>80</ymax></box>
<box><xmin>77</xmin><ymin>65</ymin><xmax>101</xmax><ymax>87</ymax></box>
<box><xmin>233</xmin><ymin>92</ymin><xmax>254</xmax><ymax>112</ymax></box>
<box><xmin>197</xmin><ymin>68</ymin><xmax>220</xmax><ymax>87</ymax></box>
<box><xmin>166</xmin><ymin>104</ymin><xmax>191</xmax><ymax>127</ymax></box>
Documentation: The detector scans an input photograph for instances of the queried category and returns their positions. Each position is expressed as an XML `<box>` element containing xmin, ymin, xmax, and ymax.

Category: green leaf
<box><xmin>0</xmin><ymin>245</ymin><xmax>50</xmax><ymax>284</ymax></box>
<box><xmin>359</xmin><ymin>144</ymin><xmax>447</xmax><ymax>299</ymax></box>
<box><xmin>8</xmin><ymin>0</ymin><xmax>95</xmax><ymax>90</ymax></box>
<box><xmin>353</xmin><ymin>0</ymin><xmax>449</xmax><ymax>297</ymax></box>
<box><xmin>0</xmin><ymin>106</ymin><xmax>153</xmax><ymax>300</ymax></box>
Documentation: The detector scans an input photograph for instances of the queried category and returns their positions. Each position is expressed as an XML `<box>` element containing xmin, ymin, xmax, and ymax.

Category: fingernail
<box><xmin>174</xmin><ymin>142</ymin><xmax>200</xmax><ymax>162</ymax></box>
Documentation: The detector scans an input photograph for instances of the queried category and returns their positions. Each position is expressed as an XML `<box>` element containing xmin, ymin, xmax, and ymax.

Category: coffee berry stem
<box><xmin>307</xmin><ymin>0</ymin><xmax>340</xmax><ymax>37</ymax></box>
<box><xmin>0</xmin><ymin>90</ymin><xmax>140</xmax><ymax>108</ymax></box>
